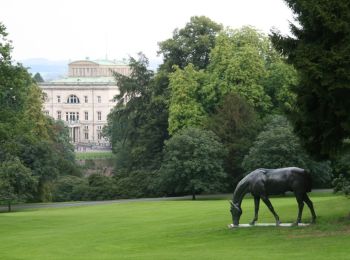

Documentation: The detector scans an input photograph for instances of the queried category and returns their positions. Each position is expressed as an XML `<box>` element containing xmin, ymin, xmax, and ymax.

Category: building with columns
<box><xmin>40</xmin><ymin>59</ymin><xmax>131</xmax><ymax>148</ymax></box>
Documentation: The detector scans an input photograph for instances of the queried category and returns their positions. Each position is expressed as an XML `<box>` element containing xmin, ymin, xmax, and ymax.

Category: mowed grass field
<box><xmin>0</xmin><ymin>193</ymin><xmax>349</xmax><ymax>260</ymax></box>
<box><xmin>75</xmin><ymin>151</ymin><xmax>114</xmax><ymax>160</ymax></box>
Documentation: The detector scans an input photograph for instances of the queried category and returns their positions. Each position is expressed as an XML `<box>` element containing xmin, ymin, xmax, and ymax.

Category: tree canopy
<box><xmin>242</xmin><ymin>115</ymin><xmax>332</xmax><ymax>187</ymax></box>
<box><xmin>271</xmin><ymin>0</ymin><xmax>350</xmax><ymax>159</ymax></box>
<box><xmin>159</xmin><ymin>127</ymin><xmax>225</xmax><ymax>199</ymax></box>
<box><xmin>0</xmin><ymin>22</ymin><xmax>79</xmax><ymax>203</ymax></box>
<box><xmin>158</xmin><ymin>16</ymin><xmax>222</xmax><ymax>71</ymax></box>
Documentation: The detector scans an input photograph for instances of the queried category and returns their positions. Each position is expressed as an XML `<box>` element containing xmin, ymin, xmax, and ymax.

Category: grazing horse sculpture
<box><xmin>230</xmin><ymin>167</ymin><xmax>316</xmax><ymax>227</ymax></box>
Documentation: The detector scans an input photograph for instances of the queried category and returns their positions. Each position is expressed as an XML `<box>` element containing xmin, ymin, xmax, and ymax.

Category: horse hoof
<box><xmin>249</xmin><ymin>222</ymin><xmax>255</xmax><ymax>226</ymax></box>
<box><xmin>276</xmin><ymin>221</ymin><xmax>281</xmax><ymax>226</ymax></box>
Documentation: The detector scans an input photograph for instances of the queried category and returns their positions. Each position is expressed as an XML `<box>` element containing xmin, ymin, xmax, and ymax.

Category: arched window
<box><xmin>67</xmin><ymin>95</ymin><xmax>80</xmax><ymax>104</ymax></box>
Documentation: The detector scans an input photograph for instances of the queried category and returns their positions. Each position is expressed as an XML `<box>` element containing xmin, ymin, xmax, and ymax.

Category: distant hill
<box><xmin>20</xmin><ymin>58</ymin><xmax>68</xmax><ymax>81</ymax></box>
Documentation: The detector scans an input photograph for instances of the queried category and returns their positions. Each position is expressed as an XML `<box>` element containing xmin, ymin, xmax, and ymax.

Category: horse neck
<box><xmin>232</xmin><ymin>179</ymin><xmax>250</xmax><ymax>207</ymax></box>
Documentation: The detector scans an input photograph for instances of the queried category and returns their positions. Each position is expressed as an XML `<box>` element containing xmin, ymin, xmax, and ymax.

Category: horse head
<box><xmin>230</xmin><ymin>201</ymin><xmax>242</xmax><ymax>226</ymax></box>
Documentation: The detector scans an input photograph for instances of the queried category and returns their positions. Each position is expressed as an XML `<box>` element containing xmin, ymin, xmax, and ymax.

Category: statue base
<box><xmin>228</xmin><ymin>223</ymin><xmax>310</xmax><ymax>228</ymax></box>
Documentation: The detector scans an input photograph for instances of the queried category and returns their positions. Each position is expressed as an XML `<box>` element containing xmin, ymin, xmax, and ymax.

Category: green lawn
<box><xmin>75</xmin><ymin>151</ymin><xmax>114</xmax><ymax>160</ymax></box>
<box><xmin>0</xmin><ymin>193</ymin><xmax>349</xmax><ymax>259</ymax></box>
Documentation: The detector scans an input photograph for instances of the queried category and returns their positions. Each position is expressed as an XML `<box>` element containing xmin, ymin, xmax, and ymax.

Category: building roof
<box><xmin>50</xmin><ymin>76</ymin><xmax>116</xmax><ymax>84</ymax></box>
<box><xmin>68</xmin><ymin>59</ymin><xmax>128</xmax><ymax>66</ymax></box>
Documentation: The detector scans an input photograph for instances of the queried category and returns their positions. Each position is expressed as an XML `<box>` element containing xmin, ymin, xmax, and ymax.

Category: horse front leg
<box><xmin>250</xmin><ymin>196</ymin><xmax>260</xmax><ymax>226</ymax></box>
<box><xmin>261</xmin><ymin>196</ymin><xmax>281</xmax><ymax>226</ymax></box>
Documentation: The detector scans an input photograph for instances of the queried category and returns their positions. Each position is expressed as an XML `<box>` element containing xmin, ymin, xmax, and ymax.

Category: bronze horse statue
<box><xmin>230</xmin><ymin>167</ymin><xmax>316</xmax><ymax>226</ymax></box>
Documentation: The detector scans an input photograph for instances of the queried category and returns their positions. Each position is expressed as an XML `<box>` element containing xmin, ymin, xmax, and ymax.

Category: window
<box><xmin>84</xmin><ymin>96</ymin><xmax>88</xmax><ymax>103</ymax></box>
<box><xmin>67</xmin><ymin>95</ymin><xmax>80</xmax><ymax>104</ymax></box>
<box><xmin>57</xmin><ymin>96</ymin><xmax>61</xmax><ymax>103</ymax></box>
<box><xmin>84</xmin><ymin>125</ymin><xmax>88</xmax><ymax>131</ymax></box>
<box><xmin>66</xmin><ymin>112</ymin><xmax>79</xmax><ymax>122</ymax></box>
<box><xmin>84</xmin><ymin>111</ymin><xmax>88</xmax><ymax>120</ymax></box>
<box><xmin>97</xmin><ymin>111</ymin><xmax>101</xmax><ymax>121</ymax></box>
<box><xmin>84</xmin><ymin>132</ymin><xmax>89</xmax><ymax>139</ymax></box>
<box><xmin>57</xmin><ymin>111</ymin><xmax>61</xmax><ymax>120</ymax></box>
<box><xmin>97</xmin><ymin>96</ymin><xmax>101</xmax><ymax>103</ymax></box>
<box><xmin>97</xmin><ymin>125</ymin><xmax>102</xmax><ymax>140</ymax></box>
<box><xmin>44</xmin><ymin>110</ymin><xmax>49</xmax><ymax>116</ymax></box>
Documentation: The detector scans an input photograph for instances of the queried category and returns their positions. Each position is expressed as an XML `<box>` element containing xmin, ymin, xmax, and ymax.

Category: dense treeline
<box><xmin>2</xmin><ymin>0</ymin><xmax>350</xmax><ymax>204</ymax></box>
<box><xmin>103</xmin><ymin>15</ymin><xmax>339</xmax><ymax>199</ymax></box>
<box><xmin>0</xmin><ymin>23</ymin><xmax>80</xmax><ymax>210</ymax></box>
<box><xmin>271</xmin><ymin>0</ymin><xmax>350</xmax><ymax>194</ymax></box>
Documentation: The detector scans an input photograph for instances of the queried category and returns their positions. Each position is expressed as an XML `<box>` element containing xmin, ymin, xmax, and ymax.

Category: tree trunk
<box><xmin>8</xmin><ymin>201</ymin><xmax>11</xmax><ymax>212</ymax></box>
<box><xmin>192</xmin><ymin>192</ymin><xmax>196</xmax><ymax>200</ymax></box>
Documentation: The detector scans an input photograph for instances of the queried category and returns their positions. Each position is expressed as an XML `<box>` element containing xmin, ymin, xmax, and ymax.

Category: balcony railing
<box><xmin>65</xmin><ymin>120</ymin><xmax>80</xmax><ymax>126</ymax></box>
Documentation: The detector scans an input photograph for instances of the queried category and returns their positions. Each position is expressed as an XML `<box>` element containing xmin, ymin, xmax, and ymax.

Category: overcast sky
<box><xmin>1</xmin><ymin>0</ymin><xmax>294</xmax><ymax>63</ymax></box>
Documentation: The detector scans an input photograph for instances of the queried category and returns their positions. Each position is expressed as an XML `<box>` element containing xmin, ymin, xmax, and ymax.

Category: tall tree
<box><xmin>105</xmin><ymin>53</ymin><xmax>168</xmax><ymax>197</ymax></box>
<box><xmin>0</xmin><ymin>22</ymin><xmax>79</xmax><ymax>202</ymax></box>
<box><xmin>207</xmin><ymin>93</ymin><xmax>260</xmax><ymax>187</ymax></box>
<box><xmin>158</xmin><ymin>16</ymin><xmax>222</xmax><ymax>71</ymax></box>
<box><xmin>33</xmin><ymin>72</ymin><xmax>44</xmax><ymax>83</ymax></box>
<box><xmin>168</xmin><ymin>64</ymin><xmax>207</xmax><ymax>134</ymax></box>
<box><xmin>271</xmin><ymin>0</ymin><xmax>350</xmax><ymax>159</ymax></box>
<box><xmin>206</xmin><ymin>27</ymin><xmax>273</xmax><ymax>114</ymax></box>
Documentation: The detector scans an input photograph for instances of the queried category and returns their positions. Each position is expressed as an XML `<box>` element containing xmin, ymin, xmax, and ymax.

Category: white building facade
<box><xmin>40</xmin><ymin>59</ymin><xmax>131</xmax><ymax>148</ymax></box>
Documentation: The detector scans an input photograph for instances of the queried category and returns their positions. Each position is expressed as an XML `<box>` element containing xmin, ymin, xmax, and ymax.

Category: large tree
<box><xmin>271</xmin><ymin>0</ymin><xmax>350</xmax><ymax>159</ymax></box>
<box><xmin>0</xmin><ymin>22</ymin><xmax>79</xmax><ymax>202</ymax></box>
<box><xmin>105</xmin><ymin>53</ymin><xmax>168</xmax><ymax>197</ymax></box>
<box><xmin>207</xmin><ymin>92</ymin><xmax>260</xmax><ymax>187</ymax></box>
<box><xmin>158</xmin><ymin>16</ymin><xmax>222</xmax><ymax>71</ymax></box>
<box><xmin>159</xmin><ymin>127</ymin><xmax>226</xmax><ymax>200</ymax></box>
<box><xmin>0</xmin><ymin>158</ymin><xmax>37</xmax><ymax>212</ymax></box>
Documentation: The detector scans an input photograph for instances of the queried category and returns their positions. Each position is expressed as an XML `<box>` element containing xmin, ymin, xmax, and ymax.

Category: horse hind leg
<box><xmin>303</xmin><ymin>193</ymin><xmax>316</xmax><ymax>223</ymax></box>
<box><xmin>295</xmin><ymin>194</ymin><xmax>304</xmax><ymax>225</ymax></box>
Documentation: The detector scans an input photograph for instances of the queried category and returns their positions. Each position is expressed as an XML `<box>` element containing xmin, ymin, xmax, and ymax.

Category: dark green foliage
<box><xmin>0</xmin><ymin>22</ymin><xmax>79</xmax><ymax>203</ymax></box>
<box><xmin>105</xmin><ymin>53</ymin><xmax>167</xmax><ymax>171</ymax></box>
<box><xmin>263</xmin><ymin>61</ymin><xmax>298</xmax><ymax>113</ymax></box>
<box><xmin>86</xmin><ymin>174</ymin><xmax>118</xmax><ymax>200</ymax></box>
<box><xmin>104</xmin><ymin>54</ymin><xmax>168</xmax><ymax>197</ymax></box>
<box><xmin>332</xmin><ymin>149</ymin><xmax>350</xmax><ymax>195</ymax></box>
<box><xmin>52</xmin><ymin>176</ymin><xmax>88</xmax><ymax>202</ymax></box>
<box><xmin>0</xmin><ymin>158</ymin><xmax>37</xmax><ymax>211</ymax></box>
<box><xmin>207</xmin><ymin>93</ymin><xmax>261</xmax><ymax>188</ymax></box>
<box><xmin>52</xmin><ymin>174</ymin><xmax>119</xmax><ymax>201</ymax></box>
<box><xmin>159</xmin><ymin>127</ymin><xmax>226</xmax><ymax>199</ymax></box>
<box><xmin>242</xmin><ymin>115</ymin><xmax>332</xmax><ymax>187</ymax></box>
<box><xmin>333</xmin><ymin>175</ymin><xmax>350</xmax><ymax>195</ymax></box>
<box><xmin>33</xmin><ymin>72</ymin><xmax>44</xmax><ymax>82</ymax></box>
<box><xmin>104</xmin><ymin>18</ymin><xmax>305</xmax><ymax>199</ymax></box>
<box><xmin>271</xmin><ymin>0</ymin><xmax>350</xmax><ymax>159</ymax></box>
<box><xmin>158</xmin><ymin>16</ymin><xmax>222</xmax><ymax>71</ymax></box>
<box><xmin>114</xmin><ymin>170</ymin><xmax>160</xmax><ymax>198</ymax></box>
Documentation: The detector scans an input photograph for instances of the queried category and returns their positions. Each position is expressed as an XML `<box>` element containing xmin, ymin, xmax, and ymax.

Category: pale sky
<box><xmin>1</xmin><ymin>0</ymin><xmax>294</xmax><ymax>63</ymax></box>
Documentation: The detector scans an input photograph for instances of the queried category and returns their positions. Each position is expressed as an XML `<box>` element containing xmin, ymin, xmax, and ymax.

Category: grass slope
<box><xmin>75</xmin><ymin>151</ymin><xmax>114</xmax><ymax>160</ymax></box>
<box><xmin>0</xmin><ymin>193</ymin><xmax>349</xmax><ymax>259</ymax></box>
